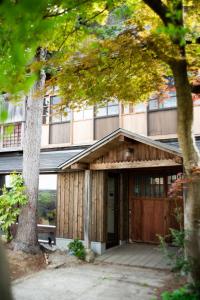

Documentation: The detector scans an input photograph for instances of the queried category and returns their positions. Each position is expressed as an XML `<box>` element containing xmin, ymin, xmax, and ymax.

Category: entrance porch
<box><xmin>96</xmin><ymin>243</ymin><xmax>171</xmax><ymax>269</ymax></box>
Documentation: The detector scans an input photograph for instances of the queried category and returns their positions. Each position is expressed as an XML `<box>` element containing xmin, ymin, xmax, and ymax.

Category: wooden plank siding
<box><xmin>90</xmin><ymin>171</ymin><xmax>105</xmax><ymax>242</ymax></box>
<box><xmin>148</xmin><ymin>109</ymin><xmax>177</xmax><ymax>136</ymax></box>
<box><xmin>57</xmin><ymin>170</ymin><xmax>105</xmax><ymax>242</ymax></box>
<box><xmin>57</xmin><ymin>172</ymin><xmax>85</xmax><ymax>240</ymax></box>
<box><xmin>93</xmin><ymin>142</ymin><xmax>177</xmax><ymax>164</ymax></box>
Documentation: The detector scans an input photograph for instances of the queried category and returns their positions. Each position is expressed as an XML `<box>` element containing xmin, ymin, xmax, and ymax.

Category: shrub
<box><xmin>159</xmin><ymin>228</ymin><xmax>190</xmax><ymax>274</ymax></box>
<box><xmin>68</xmin><ymin>239</ymin><xmax>86</xmax><ymax>260</ymax></box>
<box><xmin>161</xmin><ymin>285</ymin><xmax>200</xmax><ymax>300</ymax></box>
<box><xmin>0</xmin><ymin>173</ymin><xmax>27</xmax><ymax>241</ymax></box>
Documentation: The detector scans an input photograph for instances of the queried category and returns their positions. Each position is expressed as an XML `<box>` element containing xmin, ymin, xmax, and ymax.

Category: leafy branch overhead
<box><xmin>0</xmin><ymin>0</ymin><xmax>120</xmax><ymax>95</ymax></box>
<box><xmin>53</xmin><ymin>0</ymin><xmax>200</xmax><ymax>109</ymax></box>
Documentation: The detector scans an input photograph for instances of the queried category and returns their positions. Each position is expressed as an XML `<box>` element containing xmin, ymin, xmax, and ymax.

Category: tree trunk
<box><xmin>13</xmin><ymin>48</ymin><xmax>46</xmax><ymax>253</ymax></box>
<box><xmin>171</xmin><ymin>59</ymin><xmax>200</xmax><ymax>285</ymax></box>
<box><xmin>0</xmin><ymin>240</ymin><xmax>13</xmax><ymax>300</ymax></box>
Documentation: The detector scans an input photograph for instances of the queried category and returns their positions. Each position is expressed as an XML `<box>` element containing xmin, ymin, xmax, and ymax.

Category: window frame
<box><xmin>95</xmin><ymin>101</ymin><xmax>119</xmax><ymax>118</ymax></box>
<box><xmin>49</xmin><ymin>95</ymin><xmax>71</xmax><ymax>124</ymax></box>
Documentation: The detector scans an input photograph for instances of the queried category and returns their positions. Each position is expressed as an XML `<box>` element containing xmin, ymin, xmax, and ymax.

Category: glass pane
<box><xmin>51</xmin><ymin>96</ymin><xmax>60</xmax><ymax>105</ymax></box>
<box><xmin>162</xmin><ymin>96</ymin><xmax>177</xmax><ymax>108</ymax></box>
<box><xmin>62</xmin><ymin>107</ymin><xmax>71</xmax><ymax>122</ymax></box>
<box><xmin>134</xmin><ymin>103</ymin><xmax>146</xmax><ymax>113</ymax></box>
<box><xmin>149</xmin><ymin>99</ymin><xmax>159</xmax><ymax>110</ymax></box>
<box><xmin>108</xmin><ymin>98</ymin><xmax>118</xmax><ymax>106</ymax></box>
<box><xmin>123</xmin><ymin>104</ymin><xmax>130</xmax><ymax>114</ymax></box>
<box><xmin>96</xmin><ymin>106</ymin><xmax>107</xmax><ymax>117</ymax></box>
<box><xmin>38</xmin><ymin>175</ymin><xmax>57</xmax><ymax>225</ymax></box>
<box><xmin>108</xmin><ymin>105</ymin><xmax>119</xmax><ymax>115</ymax></box>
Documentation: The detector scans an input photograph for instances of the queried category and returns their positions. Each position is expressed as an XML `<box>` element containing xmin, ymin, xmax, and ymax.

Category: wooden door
<box><xmin>130</xmin><ymin>197</ymin><xmax>168</xmax><ymax>243</ymax></box>
<box><xmin>106</xmin><ymin>174</ymin><xmax>119</xmax><ymax>248</ymax></box>
<box><xmin>129</xmin><ymin>172</ymin><xmax>183</xmax><ymax>243</ymax></box>
<box><xmin>129</xmin><ymin>173</ymin><xmax>170</xmax><ymax>243</ymax></box>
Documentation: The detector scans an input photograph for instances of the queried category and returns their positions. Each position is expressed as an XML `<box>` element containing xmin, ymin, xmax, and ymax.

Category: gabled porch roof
<box><xmin>60</xmin><ymin>128</ymin><xmax>182</xmax><ymax>170</ymax></box>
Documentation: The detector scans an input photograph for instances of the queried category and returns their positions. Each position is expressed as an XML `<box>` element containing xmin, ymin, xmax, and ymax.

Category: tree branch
<box><xmin>43</xmin><ymin>0</ymin><xmax>91</xmax><ymax>19</ymax></box>
<box><xmin>143</xmin><ymin>0</ymin><xmax>170</xmax><ymax>26</ymax></box>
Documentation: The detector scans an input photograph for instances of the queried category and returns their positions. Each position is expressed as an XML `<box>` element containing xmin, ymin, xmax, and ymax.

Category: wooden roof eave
<box><xmin>59</xmin><ymin>128</ymin><xmax>182</xmax><ymax>170</ymax></box>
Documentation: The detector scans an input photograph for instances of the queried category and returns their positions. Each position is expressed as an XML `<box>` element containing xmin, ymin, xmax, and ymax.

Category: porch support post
<box><xmin>84</xmin><ymin>170</ymin><xmax>92</xmax><ymax>249</ymax></box>
<box><xmin>119</xmin><ymin>173</ymin><xmax>124</xmax><ymax>241</ymax></box>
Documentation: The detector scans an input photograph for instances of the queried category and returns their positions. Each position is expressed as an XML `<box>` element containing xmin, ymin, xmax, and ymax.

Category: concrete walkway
<box><xmin>96</xmin><ymin>243</ymin><xmax>171</xmax><ymax>269</ymax></box>
<box><xmin>13</xmin><ymin>263</ymin><xmax>171</xmax><ymax>300</ymax></box>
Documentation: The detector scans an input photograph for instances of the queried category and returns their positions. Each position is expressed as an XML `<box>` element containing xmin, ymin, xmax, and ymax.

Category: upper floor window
<box><xmin>2</xmin><ymin>123</ymin><xmax>22</xmax><ymax>148</ymax></box>
<box><xmin>122</xmin><ymin>104</ymin><xmax>133</xmax><ymax>114</ymax></box>
<box><xmin>134</xmin><ymin>102</ymin><xmax>146</xmax><ymax>113</ymax></box>
<box><xmin>50</xmin><ymin>96</ymin><xmax>71</xmax><ymax>124</ymax></box>
<box><xmin>73</xmin><ymin>106</ymin><xmax>93</xmax><ymax>121</ymax></box>
<box><xmin>95</xmin><ymin>100</ymin><xmax>119</xmax><ymax>117</ymax></box>
<box><xmin>149</xmin><ymin>91</ymin><xmax>177</xmax><ymax>111</ymax></box>
<box><xmin>42</xmin><ymin>97</ymin><xmax>49</xmax><ymax>124</ymax></box>
<box><xmin>0</xmin><ymin>95</ymin><xmax>24</xmax><ymax>124</ymax></box>
<box><xmin>122</xmin><ymin>102</ymin><xmax>146</xmax><ymax>114</ymax></box>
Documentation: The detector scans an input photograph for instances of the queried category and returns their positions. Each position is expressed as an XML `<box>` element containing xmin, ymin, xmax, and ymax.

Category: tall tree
<box><xmin>56</xmin><ymin>0</ymin><xmax>200</xmax><ymax>286</ymax></box>
<box><xmin>2</xmin><ymin>0</ymin><xmax>117</xmax><ymax>252</ymax></box>
<box><xmin>0</xmin><ymin>241</ymin><xmax>13</xmax><ymax>300</ymax></box>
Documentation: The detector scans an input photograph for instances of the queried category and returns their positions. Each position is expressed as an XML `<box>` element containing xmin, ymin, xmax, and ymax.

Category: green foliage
<box><xmin>0</xmin><ymin>173</ymin><xmax>27</xmax><ymax>241</ymax></box>
<box><xmin>161</xmin><ymin>285</ymin><xmax>200</xmax><ymax>300</ymax></box>
<box><xmin>159</xmin><ymin>227</ymin><xmax>191</xmax><ymax>274</ymax></box>
<box><xmin>68</xmin><ymin>239</ymin><xmax>86</xmax><ymax>260</ymax></box>
<box><xmin>38</xmin><ymin>191</ymin><xmax>56</xmax><ymax>225</ymax></box>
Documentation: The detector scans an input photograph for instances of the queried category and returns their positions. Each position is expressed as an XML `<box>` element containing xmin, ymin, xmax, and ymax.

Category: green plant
<box><xmin>161</xmin><ymin>285</ymin><xmax>200</xmax><ymax>300</ymax></box>
<box><xmin>159</xmin><ymin>228</ymin><xmax>190</xmax><ymax>274</ymax></box>
<box><xmin>68</xmin><ymin>239</ymin><xmax>86</xmax><ymax>260</ymax></box>
<box><xmin>0</xmin><ymin>173</ymin><xmax>27</xmax><ymax>241</ymax></box>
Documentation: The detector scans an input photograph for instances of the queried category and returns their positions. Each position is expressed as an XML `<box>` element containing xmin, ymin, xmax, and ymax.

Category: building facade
<box><xmin>0</xmin><ymin>89</ymin><xmax>200</xmax><ymax>253</ymax></box>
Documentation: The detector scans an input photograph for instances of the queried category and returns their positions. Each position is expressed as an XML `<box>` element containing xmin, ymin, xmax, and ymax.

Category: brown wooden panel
<box><xmin>49</xmin><ymin>122</ymin><xmax>70</xmax><ymax>144</ymax></box>
<box><xmin>148</xmin><ymin>109</ymin><xmax>177</xmax><ymax>136</ymax></box>
<box><xmin>92</xmin><ymin>141</ymin><xmax>176</xmax><ymax>164</ymax></box>
<box><xmin>90</xmin><ymin>171</ymin><xmax>105</xmax><ymax>242</ymax></box>
<box><xmin>131</xmin><ymin>199</ymin><xmax>142</xmax><ymax>241</ymax></box>
<box><xmin>142</xmin><ymin>199</ymin><xmax>155</xmax><ymax>242</ymax></box>
<box><xmin>94</xmin><ymin>116</ymin><xmax>119</xmax><ymax>140</ymax></box>
<box><xmin>56</xmin><ymin>172</ymin><xmax>85</xmax><ymax>240</ymax></box>
<box><xmin>153</xmin><ymin>199</ymin><xmax>165</xmax><ymax>241</ymax></box>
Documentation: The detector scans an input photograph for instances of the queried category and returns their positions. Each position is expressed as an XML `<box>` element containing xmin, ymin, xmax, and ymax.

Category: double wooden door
<box><xmin>129</xmin><ymin>173</ymin><xmax>183</xmax><ymax>243</ymax></box>
<box><xmin>130</xmin><ymin>197</ymin><xmax>169</xmax><ymax>243</ymax></box>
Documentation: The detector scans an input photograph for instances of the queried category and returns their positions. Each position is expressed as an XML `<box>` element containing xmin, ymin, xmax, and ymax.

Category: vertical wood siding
<box><xmin>57</xmin><ymin>170</ymin><xmax>105</xmax><ymax>242</ymax></box>
<box><xmin>57</xmin><ymin>172</ymin><xmax>85</xmax><ymax>240</ymax></box>
<box><xmin>91</xmin><ymin>171</ymin><xmax>105</xmax><ymax>242</ymax></box>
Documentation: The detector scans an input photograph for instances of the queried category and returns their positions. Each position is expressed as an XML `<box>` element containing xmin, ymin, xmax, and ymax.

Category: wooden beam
<box><xmin>84</xmin><ymin>170</ymin><xmax>92</xmax><ymax>249</ymax></box>
<box><xmin>90</xmin><ymin>159</ymin><xmax>182</xmax><ymax>170</ymax></box>
<box><xmin>70</xmin><ymin>163</ymin><xmax>88</xmax><ymax>170</ymax></box>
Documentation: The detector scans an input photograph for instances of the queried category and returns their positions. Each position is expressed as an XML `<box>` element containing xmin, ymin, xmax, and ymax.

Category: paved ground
<box><xmin>96</xmin><ymin>243</ymin><xmax>171</xmax><ymax>269</ymax></box>
<box><xmin>13</xmin><ymin>263</ymin><xmax>171</xmax><ymax>300</ymax></box>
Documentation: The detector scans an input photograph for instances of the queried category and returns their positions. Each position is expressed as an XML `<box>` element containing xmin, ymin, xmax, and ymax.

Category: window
<box><xmin>73</xmin><ymin>106</ymin><xmax>93</xmax><ymax>121</ymax></box>
<box><xmin>167</xmin><ymin>173</ymin><xmax>182</xmax><ymax>191</ymax></box>
<box><xmin>38</xmin><ymin>175</ymin><xmax>57</xmax><ymax>226</ymax></box>
<box><xmin>133</xmin><ymin>175</ymin><xmax>165</xmax><ymax>198</ymax></box>
<box><xmin>50</xmin><ymin>96</ymin><xmax>71</xmax><ymax>123</ymax></box>
<box><xmin>122</xmin><ymin>103</ymin><xmax>146</xmax><ymax>114</ymax></box>
<box><xmin>42</xmin><ymin>97</ymin><xmax>49</xmax><ymax>124</ymax></box>
<box><xmin>134</xmin><ymin>103</ymin><xmax>146</xmax><ymax>113</ymax></box>
<box><xmin>5</xmin><ymin>174</ymin><xmax>57</xmax><ymax>226</ymax></box>
<box><xmin>95</xmin><ymin>100</ymin><xmax>119</xmax><ymax>117</ymax></box>
<box><xmin>3</xmin><ymin>123</ymin><xmax>22</xmax><ymax>148</ymax></box>
<box><xmin>0</xmin><ymin>95</ymin><xmax>24</xmax><ymax>123</ymax></box>
<box><xmin>149</xmin><ymin>91</ymin><xmax>177</xmax><ymax>111</ymax></box>
<box><xmin>122</xmin><ymin>104</ymin><xmax>132</xmax><ymax>114</ymax></box>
